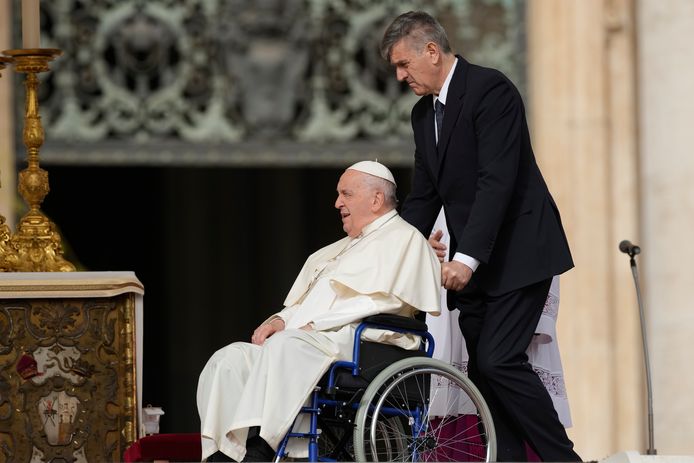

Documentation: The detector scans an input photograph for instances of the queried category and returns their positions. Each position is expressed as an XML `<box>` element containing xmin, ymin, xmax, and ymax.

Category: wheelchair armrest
<box><xmin>355</xmin><ymin>314</ymin><xmax>434</xmax><ymax>361</ymax></box>
<box><xmin>323</xmin><ymin>314</ymin><xmax>434</xmax><ymax>396</ymax></box>
<box><xmin>361</xmin><ymin>314</ymin><xmax>428</xmax><ymax>332</ymax></box>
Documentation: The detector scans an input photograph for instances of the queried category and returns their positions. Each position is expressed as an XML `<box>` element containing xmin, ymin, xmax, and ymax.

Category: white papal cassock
<box><xmin>197</xmin><ymin>210</ymin><xmax>441</xmax><ymax>461</ymax></box>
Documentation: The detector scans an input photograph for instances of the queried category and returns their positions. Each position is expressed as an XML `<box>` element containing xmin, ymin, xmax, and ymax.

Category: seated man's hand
<box><xmin>299</xmin><ymin>323</ymin><xmax>314</xmax><ymax>332</ymax></box>
<box><xmin>252</xmin><ymin>318</ymin><xmax>285</xmax><ymax>345</ymax></box>
<box><xmin>429</xmin><ymin>229</ymin><xmax>447</xmax><ymax>263</ymax></box>
<box><xmin>441</xmin><ymin>260</ymin><xmax>472</xmax><ymax>291</ymax></box>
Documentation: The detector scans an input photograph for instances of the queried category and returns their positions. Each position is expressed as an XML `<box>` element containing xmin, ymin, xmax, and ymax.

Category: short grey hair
<box><xmin>361</xmin><ymin>175</ymin><xmax>398</xmax><ymax>211</ymax></box>
<box><xmin>380</xmin><ymin>11</ymin><xmax>452</xmax><ymax>62</ymax></box>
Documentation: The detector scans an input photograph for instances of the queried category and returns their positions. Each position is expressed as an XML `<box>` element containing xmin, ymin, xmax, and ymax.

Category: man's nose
<box><xmin>396</xmin><ymin>68</ymin><xmax>407</xmax><ymax>82</ymax></box>
<box><xmin>335</xmin><ymin>196</ymin><xmax>342</xmax><ymax>209</ymax></box>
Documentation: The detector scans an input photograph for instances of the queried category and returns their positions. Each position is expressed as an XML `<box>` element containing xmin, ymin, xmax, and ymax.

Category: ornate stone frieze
<box><xmin>14</xmin><ymin>0</ymin><xmax>525</xmax><ymax>165</ymax></box>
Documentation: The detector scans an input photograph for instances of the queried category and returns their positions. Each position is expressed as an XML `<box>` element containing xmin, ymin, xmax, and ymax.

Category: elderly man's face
<box><xmin>389</xmin><ymin>38</ymin><xmax>440</xmax><ymax>96</ymax></box>
<box><xmin>335</xmin><ymin>170</ymin><xmax>377</xmax><ymax>238</ymax></box>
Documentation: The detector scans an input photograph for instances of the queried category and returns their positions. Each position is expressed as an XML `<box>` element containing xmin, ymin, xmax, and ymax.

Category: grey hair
<box><xmin>380</xmin><ymin>11</ymin><xmax>452</xmax><ymax>62</ymax></box>
<box><xmin>361</xmin><ymin>175</ymin><xmax>398</xmax><ymax>211</ymax></box>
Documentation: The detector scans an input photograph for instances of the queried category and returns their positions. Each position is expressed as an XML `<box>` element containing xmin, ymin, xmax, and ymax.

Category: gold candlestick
<box><xmin>2</xmin><ymin>48</ymin><xmax>75</xmax><ymax>272</ymax></box>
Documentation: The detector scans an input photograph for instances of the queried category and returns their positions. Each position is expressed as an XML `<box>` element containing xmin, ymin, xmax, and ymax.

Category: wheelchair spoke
<box><xmin>355</xmin><ymin>359</ymin><xmax>496</xmax><ymax>462</ymax></box>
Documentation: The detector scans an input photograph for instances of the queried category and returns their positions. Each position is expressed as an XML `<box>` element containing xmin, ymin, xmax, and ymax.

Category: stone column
<box><xmin>0</xmin><ymin>0</ymin><xmax>16</xmax><ymax>227</ymax></box>
<box><xmin>527</xmin><ymin>0</ymin><xmax>642</xmax><ymax>458</ymax></box>
<box><xmin>637</xmin><ymin>0</ymin><xmax>694</xmax><ymax>455</ymax></box>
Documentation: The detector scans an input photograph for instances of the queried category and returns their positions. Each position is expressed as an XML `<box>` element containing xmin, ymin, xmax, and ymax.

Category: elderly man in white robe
<box><xmin>197</xmin><ymin>161</ymin><xmax>442</xmax><ymax>462</ymax></box>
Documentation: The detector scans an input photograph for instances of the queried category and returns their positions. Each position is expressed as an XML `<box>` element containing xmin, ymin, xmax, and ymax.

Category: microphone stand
<box><xmin>624</xmin><ymin>245</ymin><xmax>657</xmax><ymax>455</ymax></box>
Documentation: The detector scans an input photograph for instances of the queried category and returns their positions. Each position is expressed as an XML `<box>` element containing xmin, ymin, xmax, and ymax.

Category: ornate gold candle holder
<box><xmin>2</xmin><ymin>48</ymin><xmax>75</xmax><ymax>272</ymax></box>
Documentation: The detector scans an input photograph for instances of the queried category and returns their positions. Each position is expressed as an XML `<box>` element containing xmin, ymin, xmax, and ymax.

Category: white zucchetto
<box><xmin>346</xmin><ymin>160</ymin><xmax>396</xmax><ymax>186</ymax></box>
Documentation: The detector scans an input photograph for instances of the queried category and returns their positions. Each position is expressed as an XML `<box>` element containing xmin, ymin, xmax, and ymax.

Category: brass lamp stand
<box><xmin>1</xmin><ymin>48</ymin><xmax>75</xmax><ymax>272</ymax></box>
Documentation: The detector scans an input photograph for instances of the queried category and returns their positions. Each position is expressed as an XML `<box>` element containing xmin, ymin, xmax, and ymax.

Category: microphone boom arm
<box><xmin>624</xmin><ymin>242</ymin><xmax>656</xmax><ymax>455</ymax></box>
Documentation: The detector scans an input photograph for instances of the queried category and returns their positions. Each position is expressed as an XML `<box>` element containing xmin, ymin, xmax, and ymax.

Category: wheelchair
<box><xmin>274</xmin><ymin>314</ymin><xmax>497</xmax><ymax>462</ymax></box>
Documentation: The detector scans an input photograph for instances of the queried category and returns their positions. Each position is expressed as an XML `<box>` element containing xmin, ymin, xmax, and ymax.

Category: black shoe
<box><xmin>207</xmin><ymin>450</ymin><xmax>235</xmax><ymax>462</ymax></box>
<box><xmin>243</xmin><ymin>436</ymin><xmax>276</xmax><ymax>462</ymax></box>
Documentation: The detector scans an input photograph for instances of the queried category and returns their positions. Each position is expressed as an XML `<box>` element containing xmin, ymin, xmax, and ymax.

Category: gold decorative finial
<box><xmin>1</xmin><ymin>48</ymin><xmax>75</xmax><ymax>272</ymax></box>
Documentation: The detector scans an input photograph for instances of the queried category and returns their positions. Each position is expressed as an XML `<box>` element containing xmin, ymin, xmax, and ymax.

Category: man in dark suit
<box><xmin>381</xmin><ymin>11</ymin><xmax>581</xmax><ymax>462</ymax></box>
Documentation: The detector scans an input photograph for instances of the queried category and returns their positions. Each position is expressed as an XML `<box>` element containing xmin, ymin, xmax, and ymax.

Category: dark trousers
<box><xmin>457</xmin><ymin>278</ymin><xmax>581</xmax><ymax>462</ymax></box>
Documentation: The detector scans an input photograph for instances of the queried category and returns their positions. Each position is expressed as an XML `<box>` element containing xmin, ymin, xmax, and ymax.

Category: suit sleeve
<box><xmin>457</xmin><ymin>76</ymin><xmax>523</xmax><ymax>263</ymax></box>
<box><xmin>401</xmin><ymin>111</ymin><xmax>442</xmax><ymax>237</ymax></box>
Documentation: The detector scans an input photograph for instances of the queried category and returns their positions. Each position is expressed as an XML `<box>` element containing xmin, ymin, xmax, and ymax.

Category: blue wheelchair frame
<box><xmin>274</xmin><ymin>318</ymin><xmax>436</xmax><ymax>462</ymax></box>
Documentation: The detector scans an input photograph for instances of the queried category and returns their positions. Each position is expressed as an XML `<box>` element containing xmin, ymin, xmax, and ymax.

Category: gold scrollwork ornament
<box><xmin>0</xmin><ymin>216</ymin><xmax>19</xmax><ymax>271</ymax></box>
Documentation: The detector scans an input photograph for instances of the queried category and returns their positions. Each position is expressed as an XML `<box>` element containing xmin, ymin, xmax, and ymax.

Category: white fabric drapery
<box><xmin>426</xmin><ymin>209</ymin><xmax>572</xmax><ymax>427</ymax></box>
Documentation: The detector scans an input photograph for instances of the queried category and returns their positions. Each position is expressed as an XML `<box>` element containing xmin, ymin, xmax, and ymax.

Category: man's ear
<box><xmin>372</xmin><ymin>191</ymin><xmax>385</xmax><ymax>212</ymax></box>
<box><xmin>425</xmin><ymin>42</ymin><xmax>440</xmax><ymax>63</ymax></box>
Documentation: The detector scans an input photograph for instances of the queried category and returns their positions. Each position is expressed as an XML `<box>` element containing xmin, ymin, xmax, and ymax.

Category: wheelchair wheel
<box><xmin>353</xmin><ymin>357</ymin><xmax>496</xmax><ymax>462</ymax></box>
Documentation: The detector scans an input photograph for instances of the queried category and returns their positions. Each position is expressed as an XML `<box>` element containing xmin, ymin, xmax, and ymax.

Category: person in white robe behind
<box><xmin>197</xmin><ymin>161</ymin><xmax>442</xmax><ymax>462</ymax></box>
<box><xmin>426</xmin><ymin>208</ymin><xmax>572</xmax><ymax>427</ymax></box>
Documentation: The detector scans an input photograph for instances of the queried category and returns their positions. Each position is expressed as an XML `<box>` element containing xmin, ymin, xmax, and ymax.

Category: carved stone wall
<box><xmin>12</xmin><ymin>0</ymin><xmax>526</xmax><ymax>166</ymax></box>
<box><xmin>528</xmin><ymin>0</ymin><xmax>644</xmax><ymax>458</ymax></box>
<box><xmin>637</xmin><ymin>0</ymin><xmax>694</xmax><ymax>455</ymax></box>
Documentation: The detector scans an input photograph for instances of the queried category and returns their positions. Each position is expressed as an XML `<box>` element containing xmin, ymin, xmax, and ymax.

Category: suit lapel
<box><xmin>436</xmin><ymin>57</ymin><xmax>468</xmax><ymax>172</ymax></box>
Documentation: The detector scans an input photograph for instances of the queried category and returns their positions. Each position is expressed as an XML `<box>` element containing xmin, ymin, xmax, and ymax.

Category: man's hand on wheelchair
<box><xmin>252</xmin><ymin>318</ymin><xmax>285</xmax><ymax>345</ymax></box>
<box><xmin>429</xmin><ymin>229</ymin><xmax>447</xmax><ymax>263</ymax></box>
<box><xmin>441</xmin><ymin>260</ymin><xmax>472</xmax><ymax>291</ymax></box>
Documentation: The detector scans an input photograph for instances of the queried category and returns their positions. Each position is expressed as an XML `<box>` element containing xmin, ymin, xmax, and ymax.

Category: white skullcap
<box><xmin>347</xmin><ymin>160</ymin><xmax>396</xmax><ymax>186</ymax></box>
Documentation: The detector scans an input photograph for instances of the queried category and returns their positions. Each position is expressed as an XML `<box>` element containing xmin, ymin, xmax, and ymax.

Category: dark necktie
<box><xmin>435</xmin><ymin>99</ymin><xmax>445</xmax><ymax>145</ymax></box>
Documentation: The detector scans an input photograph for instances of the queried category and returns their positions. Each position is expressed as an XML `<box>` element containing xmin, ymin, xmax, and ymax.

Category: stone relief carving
<box><xmin>15</xmin><ymin>0</ymin><xmax>525</xmax><ymax>165</ymax></box>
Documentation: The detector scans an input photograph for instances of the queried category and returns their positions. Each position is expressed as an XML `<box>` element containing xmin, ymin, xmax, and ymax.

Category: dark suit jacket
<box><xmin>401</xmin><ymin>56</ymin><xmax>573</xmax><ymax>299</ymax></box>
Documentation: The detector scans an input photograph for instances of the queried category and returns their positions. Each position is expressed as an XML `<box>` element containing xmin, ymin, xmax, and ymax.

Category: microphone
<box><xmin>618</xmin><ymin>238</ymin><xmax>657</xmax><ymax>454</ymax></box>
<box><xmin>619</xmin><ymin>240</ymin><xmax>640</xmax><ymax>256</ymax></box>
